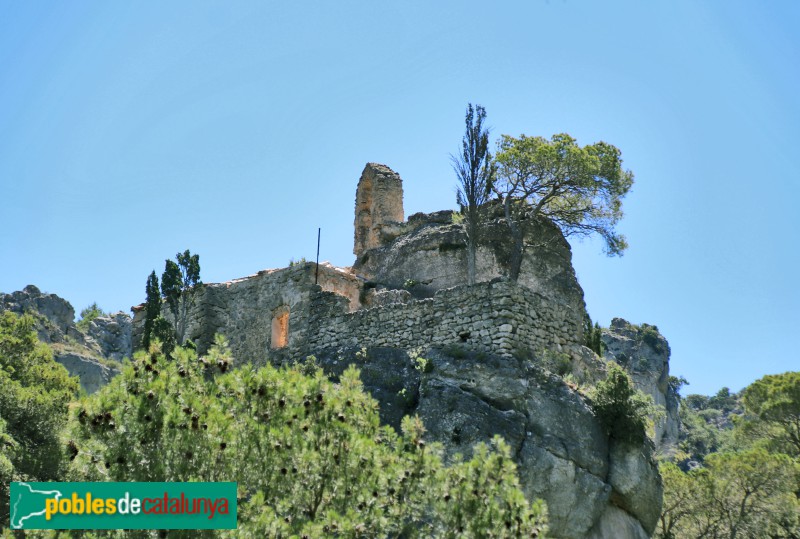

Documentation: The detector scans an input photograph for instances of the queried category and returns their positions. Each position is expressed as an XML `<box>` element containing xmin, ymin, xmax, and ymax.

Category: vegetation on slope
<box><xmin>0</xmin><ymin>311</ymin><xmax>80</xmax><ymax>526</ymax></box>
<box><xmin>657</xmin><ymin>373</ymin><xmax>800</xmax><ymax>539</ymax></box>
<box><xmin>56</xmin><ymin>337</ymin><xmax>548</xmax><ymax>537</ymax></box>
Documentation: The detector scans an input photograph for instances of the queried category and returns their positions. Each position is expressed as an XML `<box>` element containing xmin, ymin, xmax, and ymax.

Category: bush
<box><xmin>76</xmin><ymin>302</ymin><xmax>105</xmax><ymax>332</ymax></box>
<box><xmin>0</xmin><ymin>312</ymin><xmax>79</xmax><ymax>527</ymax></box>
<box><xmin>589</xmin><ymin>363</ymin><xmax>654</xmax><ymax>446</ymax></box>
<box><xmin>66</xmin><ymin>337</ymin><xmax>549</xmax><ymax>537</ymax></box>
<box><xmin>640</xmin><ymin>324</ymin><xmax>668</xmax><ymax>355</ymax></box>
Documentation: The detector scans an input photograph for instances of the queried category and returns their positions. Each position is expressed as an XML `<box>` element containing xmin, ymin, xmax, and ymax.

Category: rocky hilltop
<box><xmin>4</xmin><ymin>163</ymin><xmax>679</xmax><ymax>538</ymax></box>
<box><xmin>125</xmin><ymin>163</ymin><xmax>678</xmax><ymax>538</ymax></box>
<box><xmin>0</xmin><ymin>285</ymin><xmax>129</xmax><ymax>394</ymax></box>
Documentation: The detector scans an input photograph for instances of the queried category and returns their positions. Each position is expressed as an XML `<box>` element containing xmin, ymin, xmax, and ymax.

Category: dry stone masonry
<box><xmin>307</xmin><ymin>279</ymin><xmax>580</xmax><ymax>357</ymax></box>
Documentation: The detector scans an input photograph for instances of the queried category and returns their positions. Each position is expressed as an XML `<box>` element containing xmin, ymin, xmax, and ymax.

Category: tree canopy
<box><xmin>742</xmin><ymin>371</ymin><xmax>800</xmax><ymax>456</ymax></box>
<box><xmin>658</xmin><ymin>372</ymin><xmax>800</xmax><ymax>538</ymax></box>
<box><xmin>160</xmin><ymin>249</ymin><xmax>202</xmax><ymax>346</ymax></box>
<box><xmin>493</xmin><ymin>133</ymin><xmax>633</xmax><ymax>280</ymax></box>
<box><xmin>65</xmin><ymin>339</ymin><xmax>548</xmax><ymax>538</ymax></box>
<box><xmin>0</xmin><ymin>311</ymin><xmax>79</xmax><ymax>527</ymax></box>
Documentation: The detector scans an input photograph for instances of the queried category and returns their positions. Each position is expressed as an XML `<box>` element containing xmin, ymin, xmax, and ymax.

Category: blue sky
<box><xmin>1</xmin><ymin>1</ymin><xmax>798</xmax><ymax>395</ymax></box>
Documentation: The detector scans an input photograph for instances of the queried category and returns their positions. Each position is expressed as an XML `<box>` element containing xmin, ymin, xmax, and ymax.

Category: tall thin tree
<box><xmin>452</xmin><ymin>103</ymin><xmax>495</xmax><ymax>285</ymax></box>
<box><xmin>142</xmin><ymin>270</ymin><xmax>161</xmax><ymax>349</ymax></box>
<box><xmin>161</xmin><ymin>250</ymin><xmax>202</xmax><ymax>346</ymax></box>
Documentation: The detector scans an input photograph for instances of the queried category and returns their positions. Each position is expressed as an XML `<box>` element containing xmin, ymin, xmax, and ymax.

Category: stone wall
<box><xmin>132</xmin><ymin>262</ymin><xmax>364</xmax><ymax>363</ymax></box>
<box><xmin>305</xmin><ymin>279</ymin><xmax>581</xmax><ymax>358</ymax></box>
<box><xmin>352</xmin><ymin>210</ymin><xmax>587</xmax><ymax>343</ymax></box>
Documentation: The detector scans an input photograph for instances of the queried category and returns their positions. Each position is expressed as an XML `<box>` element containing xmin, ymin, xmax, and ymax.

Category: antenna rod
<box><xmin>315</xmin><ymin>227</ymin><xmax>321</xmax><ymax>285</ymax></box>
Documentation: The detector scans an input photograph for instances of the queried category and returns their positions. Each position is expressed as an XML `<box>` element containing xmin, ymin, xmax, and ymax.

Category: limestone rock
<box><xmin>312</xmin><ymin>346</ymin><xmax>662</xmax><ymax>539</ymax></box>
<box><xmin>608</xmin><ymin>440</ymin><xmax>663</xmax><ymax>535</ymax></box>
<box><xmin>353</xmin><ymin>210</ymin><xmax>586</xmax><ymax>331</ymax></box>
<box><xmin>1</xmin><ymin>286</ymin><xmax>129</xmax><ymax>393</ymax></box>
<box><xmin>602</xmin><ymin>318</ymin><xmax>680</xmax><ymax>452</ymax></box>
<box><xmin>0</xmin><ymin>285</ymin><xmax>76</xmax><ymax>341</ymax></box>
<box><xmin>54</xmin><ymin>352</ymin><xmax>120</xmax><ymax>395</ymax></box>
<box><xmin>87</xmin><ymin>312</ymin><xmax>132</xmax><ymax>361</ymax></box>
<box><xmin>587</xmin><ymin>505</ymin><xmax>651</xmax><ymax>539</ymax></box>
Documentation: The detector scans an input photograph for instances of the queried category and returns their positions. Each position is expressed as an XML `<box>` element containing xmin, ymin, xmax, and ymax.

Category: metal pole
<box><xmin>315</xmin><ymin>227</ymin><xmax>321</xmax><ymax>285</ymax></box>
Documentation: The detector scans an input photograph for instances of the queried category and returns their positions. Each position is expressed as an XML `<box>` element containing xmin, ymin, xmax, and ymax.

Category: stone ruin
<box><xmin>126</xmin><ymin>162</ymin><xmax>677</xmax><ymax>539</ymax></box>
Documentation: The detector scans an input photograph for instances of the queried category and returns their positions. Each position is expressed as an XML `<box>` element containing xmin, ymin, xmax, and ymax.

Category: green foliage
<box><xmin>639</xmin><ymin>323</ymin><xmax>669</xmax><ymax>355</ymax></box>
<box><xmin>151</xmin><ymin>317</ymin><xmax>176</xmax><ymax>357</ymax></box>
<box><xmin>742</xmin><ymin>371</ymin><xmax>800</xmax><ymax>456</ymax></box>
<box><xmin>678</xmin><ymin>403</ymin><xmax>729</xmax><ymax>463</ymax></box>
<box><xmin>493</xmin><ymin>133</ymin><xmax>633</xmax><ymax>280</ymax></box>
<box><xmin>452</xmin><ymin>103</ymin><xmax>496</xmax><ymax>285</ymax></box>
<box><xmin>66</xmin><ymin>339</ymin><xmax>548</xmax><ymax>537</ymax></box>
<box><xmin>142</xmin><ymin>270</ymin><xmax>161</xmax><ymax>350</ymax></box>
<box><xmin>0</xmin><ymin>312</ymin><xmax>79</xmax><ymax>527</ymax></box>
<box><xmin>583</xmin><ymin>314</ymin><xmax>604</xmax><ymax>356</ymax></box>
<box><xmin>161</xmin><ymin>249</ymin><xmax>202</xmax><ymax>345</ymax></box>
<box><xmin>657</xmin><ymin>450</ymin><xmax>799</xmax><ymax>539</ymax></box>
<box><xmin>403</xmin><ymin>279</ymin><xmax>419</xmax><ymax>289</ymax></box>
<box><xmin>667</xmin><ymin>375</ymin><xmax>687</xmax><ymax>396</ymax></box>
<box><xmin>289</xmin><ymin>257</ymin><xmax>307</xmax><ymax>267</ymax></box>
<box><xmin>442</xmin><ymin>343</ymin><xmax>468</xmax><ymax>359</ymax></box>
<box><xmin>76</xmin><ymin>302</ymin><xmax>105</xmax><ymax>332</ymax></box>
<box><xmin>541</xmin><ymin>350</ymin><xmax>572</xmax><ymax>377</ymax></box>
<box><xmin>589</xmin><ymin>363</ymin><xmax>654</xmax><ymax>446</ymax></box>
<box><xmin>414</xmin><ymin>356</ymin><xmax>433</xmax><ymax>373</ymax></box>
<box><xmin>708</xmin><ymin>386</ymin><xmax>739</xmax><ymax>414</ymax></box>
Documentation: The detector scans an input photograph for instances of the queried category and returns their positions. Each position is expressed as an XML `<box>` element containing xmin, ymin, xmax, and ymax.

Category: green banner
<box><xmin>9</xmin><ymin>482</ymin><xmax>237</xmax><ymax>530</ymax></box>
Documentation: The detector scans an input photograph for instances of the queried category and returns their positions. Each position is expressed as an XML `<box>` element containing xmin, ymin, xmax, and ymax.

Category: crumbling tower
<box><xmin>353</xmin><ymin>163</ymin><xmax>404</xmax><ymax>259</ymax></box>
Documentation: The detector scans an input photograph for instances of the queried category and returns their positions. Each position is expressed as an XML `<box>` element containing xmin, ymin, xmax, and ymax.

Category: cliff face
<box><xmin>602</xmin><ymin>318</ymin><xmax>680</xmax><ymax>453</ymax></box>
<box><xmin>307</xmin><ymin>345</ymin><xmax>661</xmax><ymax>539</ymax></box>
<box><xmin>0</xmin><ymin>285</ymin><xmax>127</xmax><ymax>394</ymax></box>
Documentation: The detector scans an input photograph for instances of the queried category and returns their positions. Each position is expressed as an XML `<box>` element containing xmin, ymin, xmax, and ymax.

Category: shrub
<box><xmin>589</xmin><ymin>363</ymin><xmax>655</xmax><ymax>446</ymax></box>
<box><xmin>640</xmin><ymin>323</ymin><xmax>668</xmax><ymax>355</ymax></box>
<box><xmin>76</xmin><ymin>302</ymin><xmax>105</xmax><ymax>332</ymax></box>
<box><xmin>0</xmin><ymin>312</ymin><xmax>79</xmax><ymax>527</ymax></box>
<box><xmin>66</xmin><ymin>338</ymin><xmax>548</xmax><ymax>537</ymax></box>
<box><xmin>542</xmin><ymin>350</ymin><xmax>572</xmax><ymax>377</ymax></box>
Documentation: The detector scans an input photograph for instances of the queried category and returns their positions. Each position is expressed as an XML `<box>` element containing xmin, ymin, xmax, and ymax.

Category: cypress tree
<box><xmin>142</xmin><ymin>271</ymin><xmax>161</xmax><ymax>349</ymax></box>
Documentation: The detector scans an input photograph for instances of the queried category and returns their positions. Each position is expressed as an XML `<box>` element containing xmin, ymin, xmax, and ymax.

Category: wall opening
<box><xmin>271</xmin><ymin>306</ymin><xmax>289</xmax><ymax>349</ymax></box>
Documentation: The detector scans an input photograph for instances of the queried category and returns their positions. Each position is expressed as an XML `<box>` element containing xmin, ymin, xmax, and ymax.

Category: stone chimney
<box><xmin>353</xmin><ymin>163</ymin><xmax>404</xmax><ymax>258</ymax></box>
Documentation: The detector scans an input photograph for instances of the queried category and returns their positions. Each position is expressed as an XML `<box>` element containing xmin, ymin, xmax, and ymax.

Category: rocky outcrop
<box><xmin>602</xmin><ymin>318</ymin><xmax>680</xmax><ymax>453</ymax></box>
<box><xmin>312</xmin><ymin>346</ymin><xmax>661</xmax><ymax>539</ymax></box>
<box><xmin>54</xmin><ymin>352</ymin><xmax>120</xmax><ymax>395</ymax></box>
<box><xmin>1</xmin><ymin>285</ymin><xmax>77</xmax><ymax>342</ymax></box>
<box><xmin>1</xmin><ymin>286</ymin><xmax>131</xmax><ymax>393</ymax></box>
<box><xmin>86</xmin><ymin>313</ymin><xmax>132</xmax><ymax>362</ymax></box>
<box><xmin>352</xmin><ymin>209</ymin><xmax>586</xmax><ymax>339</ymax></box>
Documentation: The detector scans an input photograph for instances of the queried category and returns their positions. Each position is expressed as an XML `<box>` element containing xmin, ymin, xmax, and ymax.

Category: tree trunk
<box><xmin>466</xmin><ymin>240</ymin><xmax>476</xmax><ymax>285</ymax></box>
<box><xmin>503</xmin><ymin>197</ymin><xmax>524</xmax><ymax>281</ymax></box>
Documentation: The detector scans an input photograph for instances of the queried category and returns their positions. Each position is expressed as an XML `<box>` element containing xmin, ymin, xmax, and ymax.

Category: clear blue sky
<box><xmin>1</xmin><ymin>1</ymin><xmax>798</xmax><ymax>395</ymax></box>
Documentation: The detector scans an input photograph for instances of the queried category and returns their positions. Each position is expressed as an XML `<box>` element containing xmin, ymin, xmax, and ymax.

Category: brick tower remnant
<box><xmin>353</xmin><ymin>163</ymin><xmax>404</xmax><ymax>258</ymax></box>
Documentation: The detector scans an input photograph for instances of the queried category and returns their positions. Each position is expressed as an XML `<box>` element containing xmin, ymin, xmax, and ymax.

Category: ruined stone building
<box><xmin>132</xmin><ymin>163</ymin><xmax>586</xmax><ymax>366</ymax></box>
<box><xmin>125</xmin><ymin>163</ymin><xmax>677</xmax><ymax>539</ymax></box>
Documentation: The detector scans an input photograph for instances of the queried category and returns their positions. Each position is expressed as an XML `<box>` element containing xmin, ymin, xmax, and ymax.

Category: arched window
<box><xmin>271</xmin><ymin>306</ymin><xmax>289</xmax><ymax>349</ymax></box>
